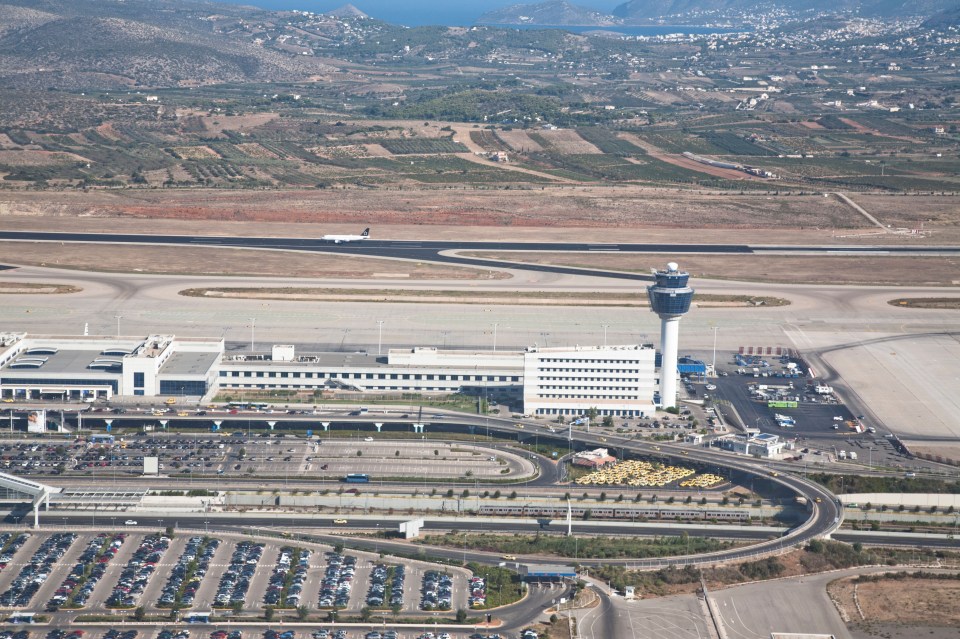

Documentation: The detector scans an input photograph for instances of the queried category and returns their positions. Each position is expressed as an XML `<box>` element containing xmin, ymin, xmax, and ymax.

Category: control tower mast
<box><xmin>647</xmin><ymin>262</ymin><xmax>694</xmax><ymax>409</ymax></box>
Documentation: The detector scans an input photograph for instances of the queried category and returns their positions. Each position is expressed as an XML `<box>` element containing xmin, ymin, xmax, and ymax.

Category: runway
<box><xmin>1</xmin><ymin>229</ymin><xmax>959</xmax><ymax>282</ymax></box>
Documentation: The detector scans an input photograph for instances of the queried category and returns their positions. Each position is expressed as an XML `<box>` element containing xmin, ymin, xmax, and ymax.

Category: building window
<box><xmin>133</xmin><ymin>372</ymin><xmax>145</xmax><ymax>388</ymax></box>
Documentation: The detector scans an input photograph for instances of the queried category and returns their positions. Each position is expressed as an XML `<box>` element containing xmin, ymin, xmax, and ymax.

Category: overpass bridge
<box><xmin>0</xmin><ymin>471</ymin><xmax>60</xmax><ymax>528</ymax></box>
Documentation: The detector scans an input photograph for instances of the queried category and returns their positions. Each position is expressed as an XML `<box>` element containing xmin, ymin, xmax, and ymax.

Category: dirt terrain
<box><xmin>0</xmin><ymin>187</ymin><xmax>877</xmax><ymax>231</ymax></box>
<box><xmin>831</xmin><ymin>575</ymin><xmax>960</xmax><ymax>639</ymax></box>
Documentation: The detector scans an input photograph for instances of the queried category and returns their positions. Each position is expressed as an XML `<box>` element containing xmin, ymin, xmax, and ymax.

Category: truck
<box><xmin>838</xmin><ymin>450</ymin><xmax>847</xmax><ymax>460</ymax></box>
<box><xmin>848</xmin><ymin>451</ymin><xmax>858</xmax><ymax>460</ymax></box>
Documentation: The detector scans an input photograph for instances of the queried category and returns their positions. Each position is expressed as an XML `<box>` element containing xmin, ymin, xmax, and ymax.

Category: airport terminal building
<box><xmin>0</xmin><ymin>333</ymin><xmax>658</xmax><ymax>417</ymax></box>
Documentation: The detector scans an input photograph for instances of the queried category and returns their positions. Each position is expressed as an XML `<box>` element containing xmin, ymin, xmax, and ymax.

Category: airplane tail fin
<box><xmin>361</xmin><ymin>228</ymin><xmax>370</xmax><ymax>237</ymax></box>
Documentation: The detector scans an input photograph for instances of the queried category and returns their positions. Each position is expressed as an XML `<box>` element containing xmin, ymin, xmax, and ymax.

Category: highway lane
<box><xmin>39</xmin><ymin>511</ymin><xmax>782</xmax><ymax>542</ymax></box>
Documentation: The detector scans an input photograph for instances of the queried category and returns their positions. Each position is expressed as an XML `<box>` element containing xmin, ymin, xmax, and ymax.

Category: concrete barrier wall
<box><xmin>841</xmin><ymin>493</ymin><xmax>960</xmax><ymax>509</ymax></box>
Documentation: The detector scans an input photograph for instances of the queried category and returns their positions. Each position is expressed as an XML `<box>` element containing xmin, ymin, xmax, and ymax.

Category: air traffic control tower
<box><xmin>647</xmin><ymin>262</ymin><xmax>694</xmax><ymax>409</ymax></box>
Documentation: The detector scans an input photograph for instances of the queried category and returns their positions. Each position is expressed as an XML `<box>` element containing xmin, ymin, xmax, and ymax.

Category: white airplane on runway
<box><xmin>321</xmin><ymin>228</ymin><xmax>370</xmax><ymax>243</ymax></box>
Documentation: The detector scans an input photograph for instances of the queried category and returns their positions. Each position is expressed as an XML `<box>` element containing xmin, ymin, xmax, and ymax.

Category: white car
<box><xmin>833</xmin><ymin>416</ymin><xmax>843</xmax><ymax>421</ymax></box>
<box><xmin>124</xmin><ymin>520</ymin><xmax>138</xmax><ymax>526</ymax></box>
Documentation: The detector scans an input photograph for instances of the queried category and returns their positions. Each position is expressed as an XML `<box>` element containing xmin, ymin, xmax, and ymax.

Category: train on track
<box><xmin>478</xmin><ymin>503</ymin><xmax>750</xmax><ymax>521</ymax></box>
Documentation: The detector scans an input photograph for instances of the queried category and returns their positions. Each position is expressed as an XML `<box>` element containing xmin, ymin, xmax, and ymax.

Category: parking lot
<box><xmin>0</xmin><ymin>532</ymin><xmax>471</xmax><ymax>617</ymax></box>
<box><xmin>0</xmin><ymin>436</ymin><xmax>533</xmax><ymax>483</ymax></box>
<box><xmin>706</xmin><ymin>369</ymin><xmax>859</xmax><ymax>438</ymax></box>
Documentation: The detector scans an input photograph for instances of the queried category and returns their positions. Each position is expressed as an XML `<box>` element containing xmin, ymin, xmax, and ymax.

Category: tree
<box><xmin>296</xmin><ymin>605</ymin><xmax>308</xmax><ymax>621</ymax></box>
<box><xmin>231</xmin><ymin>600</ymin><xmax>243</xmax><ymax>615</ymax></box>
<box><xmin>509</xmin><ymin>490</ymin><xmax>518</xmax><ymax>499</ymax></box>
<box><xmin>133</xmin><ymin>606</ymin><xmax>145</xmax><ymax>621</ymax></box>
<box><xmin>587</xmin><ymin>407</ymin><xmax>598</xmax><ymax>421</ymax></box>
<box><xmin>446</xmin><ymin>489</ymin><xmax>455</xmax><ymax>498</ymax></box>
<box><xmin>238</xmin><ymin>447</ymin><xmax>246</xmax><ymax>459</ymax></box>
<box><xmin>493</xmin><ymin>490</ymin><xmax>501</xmax><ymax>499</ymax></box>
<box><xmin>360</xmin><ymin>606</ymin><xmax>372</xmax><ymax>622</ymax></box>
<box><xmin>602</xmin><ymin>415</ymin><xmax>614</xmax><ymax>428</ymax></box>
<box><xmin>264</xmin><ymin>606</ymin><xmax>275</xmax><ymax>621</ymax></box>
<box><xmin>456</xmin><ymin>608</ymin><xmax>468</xmax><ymax>623</ymax></box>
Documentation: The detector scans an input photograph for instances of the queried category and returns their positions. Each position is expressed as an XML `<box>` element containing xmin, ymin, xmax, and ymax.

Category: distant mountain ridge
<box><xmin>0</xmin><ymin>0</ymin><xmax>333</xmax><ymax>89</ymax></box>
<box><xmin>922</xmin><ymin>2</ymin><xmax>960</xmax><ymax>26</ymax></box>
<box><xmin>478</xmin><ymin>0</ymin><xmax>621</xmax><ymax>26</ymax></box>
<box><xmin>325</xmin><ymin>4</ymin><xmax>368</xmax><ymax>18</ymax></box>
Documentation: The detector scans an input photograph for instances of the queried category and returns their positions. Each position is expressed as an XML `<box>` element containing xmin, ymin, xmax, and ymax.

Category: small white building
<box><xmin>723</xmin><ymin>432</ymin><xmax>785</xmax><ymax>458</ymax></box>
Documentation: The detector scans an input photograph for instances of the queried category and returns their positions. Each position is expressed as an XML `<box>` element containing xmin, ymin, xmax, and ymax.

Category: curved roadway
<box><xmin>59</xmin><ymin>412</ymin><xmax>845</xmax><ymax>568</ymax></box>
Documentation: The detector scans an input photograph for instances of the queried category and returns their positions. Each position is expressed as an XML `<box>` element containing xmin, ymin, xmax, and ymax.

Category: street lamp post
<box><xmin>377</xmin><ymin>320</ymin><xmax>384</xmax><ymax>356</ymax></box>
<box><xmin>115</xmin><ymin>315</ymin><xmax>122</xmax><ymax>338</ymax></box>
<box><xmin>249</xmin><ymin>317</ymin><xmax>256</xmax><ymax>352</ymax></box>
<box><xmin>711</xmin><ymin>325</ymin><xmax>719</xmax><ymax>375</ymax></box>
<box><xmin>601</xmin><ymin>324</ymin><xmax>609</xmax><ymax>348</ymax></box>
<box><xmin>493</xmin><ymin>322</ymin><xmax>499</xmax><ymax>352</ymax></box>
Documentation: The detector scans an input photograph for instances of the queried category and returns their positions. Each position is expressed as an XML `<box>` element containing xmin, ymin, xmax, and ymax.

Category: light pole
<box><xmin>249</xmin><ymin>317</ymin><xmax>256</xmax><ymax>352</ymax></box>
<box><xmin>601</xmin><ymin>324</ymin><xmax>609</xmax><ymax>348</ymax></box>
<box><xmin>493</xmin><ymin>322</ymin><xmax>499</xmax><ymax>352</ymax></box>
<box><xmin>377</xmin><ymin>320</ymin><xmax>384</xmax><ymax>356</ymax></box>
<box><xmin>711</xmin><ymin>325</ymin><xmax>719</xmax><ymax>375</ymax></box>
<box><xmin>115</xmin><ymin>315</ymin><xmax>122</xmax><ymax>338</ymax></box>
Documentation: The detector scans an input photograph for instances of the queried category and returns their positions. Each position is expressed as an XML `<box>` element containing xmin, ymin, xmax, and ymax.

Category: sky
<box><xmin>213</xmin><ymin>0</ymin><xmax>624</xmax><ymax>26</ymax></box>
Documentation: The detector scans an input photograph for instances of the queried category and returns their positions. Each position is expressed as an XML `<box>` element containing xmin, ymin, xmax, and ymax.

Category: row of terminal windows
<box><xmin>537</xmin><ymin>376</ymin><xmax>646</xmax><ymax>383</ymax></box>
<box><xmin>221</xmin><ymin>370</ymin><xmax>518</xmax><ymax>382</ymax></box>
<box><xmin>537</xmin><ymin>368</ymin><xmax>644</xmax><ymax>374</ymax></box>
<box><xmin>222</xmin><ymin>384</ymin><xmax>459</xmax><ymax>392</ymax></box>
<box><xmin>538</xmin><ymin>358</ymin><xmax>645</xmax><ymax>365</ymax></box>
<box><xmin>537</xmin><ymin>385</ymin><xmax>642</xmax><ymax>392</ymax></box>
<box><xmin>536</xmin><ymin>393</ymin><xmax>640</xmax><ymax>400</ymax></box>
<box><xmin>535</xmin><ymin>408</ymin><xmax>648</xmax><ymax>417</ymax></box>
